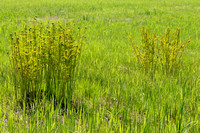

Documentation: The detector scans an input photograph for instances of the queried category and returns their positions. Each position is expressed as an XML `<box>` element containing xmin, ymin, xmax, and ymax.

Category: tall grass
<box><xmin>0</xmin><ymin>0</ymin><xmax>200</xmax><ymax>132</ymax></box>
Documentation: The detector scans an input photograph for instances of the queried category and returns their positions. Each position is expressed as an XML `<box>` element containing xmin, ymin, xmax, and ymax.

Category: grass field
<box><xmin>0</xmin><ymin>0</ymin><xmax>200</xmax><ymax>132</ymax></box>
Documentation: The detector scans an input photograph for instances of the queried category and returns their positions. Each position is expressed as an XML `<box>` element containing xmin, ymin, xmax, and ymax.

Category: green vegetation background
<box><xmin>0</xmin><ymin>0</ymin><xmax>200</xmax><ymax>132</ymax></box>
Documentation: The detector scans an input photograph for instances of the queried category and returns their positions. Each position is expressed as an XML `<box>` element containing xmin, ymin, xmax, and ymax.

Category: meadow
<box><xmin>0</xmin><ymin>0</ymin><xmax>200</xmax><ymax>132</ymax></box>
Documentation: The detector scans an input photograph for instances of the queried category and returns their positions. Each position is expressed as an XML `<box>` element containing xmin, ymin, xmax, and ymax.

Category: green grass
<box><xmin>0</xmin><ymin>0</ymin><xmax>200</xmax><ymax>132</ymax></box>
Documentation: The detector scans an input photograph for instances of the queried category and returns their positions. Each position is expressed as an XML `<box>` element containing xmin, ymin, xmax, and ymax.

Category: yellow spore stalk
<box><xmin>131</xmin><ymin>27</ymin><xmax>158</xmax><ymax>75</ymax></box>
<box><xmin>129</xmin><ymin>27</ymin><xmax>190</xmax><ymax>77</ymax></box>
<box><xmin>159</xmin><ymin>28</ymin><xmax>189</xmax><ymax>74</ymax></box>
<box><xmin>10</xmin><ymin>22</ymin><xmax>85</xmax><ymax>103</ymax></box>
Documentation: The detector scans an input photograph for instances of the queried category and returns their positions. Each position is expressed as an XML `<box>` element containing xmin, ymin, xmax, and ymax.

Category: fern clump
<box><xmin>10</xmin><ymin>22</ymin><xmax>85</xmax><ymax>104</ymax></box>
<box><xmin>129</xmin><ymin>27</ymin><xmax>190</xmax><ymax>77</ymax></box>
